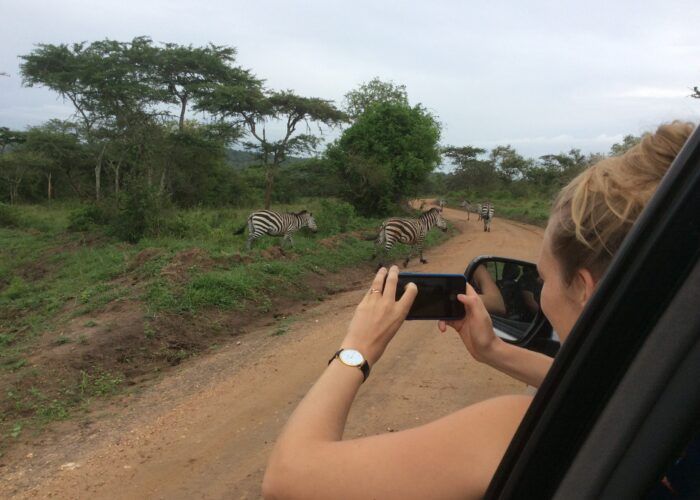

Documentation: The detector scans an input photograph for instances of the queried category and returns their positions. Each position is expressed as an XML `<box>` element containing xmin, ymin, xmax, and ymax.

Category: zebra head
<box><xmin>424</xmin><ymin>207</ymin><xmax>448</xmax><ymax>232</ymax></box>
<box><xmin>298</xmin><ymin>210</ymin><xmax>318</xmax><ymax>232</ymax></box>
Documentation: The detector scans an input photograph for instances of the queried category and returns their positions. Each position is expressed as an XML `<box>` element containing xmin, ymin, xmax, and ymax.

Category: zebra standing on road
<box><xmin>481</xmin><ymin>202</ymin><xmax>495</xmax><ymax>232</ymax></box>
<box><xmin>460</xmin><ymin>200</ymin><xmax>481</xmax><ymax>221</ymax></box>
<box><xmin>235</xmin><ymin>210</ymin><xmax>318</xmax><ymax>249</ymax></box>
<box><xmin>438</xmin><ymin>199</ymin><xmax>447</xmax><ymax>212</ymax></box>
<box><xmin>372</xmin><ymin>207</ymin><xmax>448</xmax><ymax>267</ymax></box>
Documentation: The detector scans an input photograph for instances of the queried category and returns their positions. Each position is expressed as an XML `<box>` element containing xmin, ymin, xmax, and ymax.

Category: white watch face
<box><xmin>339</xmin><ymin>349</ymin><xmax>364</xmax><ymax>367</ymax></box>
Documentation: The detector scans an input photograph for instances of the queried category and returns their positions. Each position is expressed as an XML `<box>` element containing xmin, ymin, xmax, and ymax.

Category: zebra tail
<box><xmin>234</xmin><ymin>223</ymin><xmax>247</xmax><ymax>235</ymax></box>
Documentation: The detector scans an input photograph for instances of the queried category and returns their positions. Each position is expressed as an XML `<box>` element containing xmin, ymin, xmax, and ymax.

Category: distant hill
<box><xmin>226</xmin><ymin>149</ymin><xmax>308</xmax><ymax>169</ymax></box>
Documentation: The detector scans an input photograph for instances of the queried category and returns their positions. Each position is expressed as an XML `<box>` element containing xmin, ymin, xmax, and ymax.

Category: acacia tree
<box><xmin>489</xmin><ymin>145</ymin><xmax>533</xmax><ymax>183</ymax></box>
<box><xmin>199</xmin><ymin>87</ymin><xmax>347</xmax><ymax>208</ymax></box>
<box><xmin>24</xmin><ymin>120</ymin><xmax>89</xmax><ymax>199</ymax></box>
<box><xmin>20</xmin><ymin>38</ymin><xmax>162</xmax><ymax>200</ymax></box>
<box><xmin>442</xmin><ymin>146</ymin><xmax>497</xmax><ymax>191</ymax></box>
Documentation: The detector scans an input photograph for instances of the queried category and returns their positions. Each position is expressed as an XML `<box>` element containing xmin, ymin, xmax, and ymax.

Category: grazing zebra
<box><xmin>372</xmin><ymin>207</ymin><xmax>448</xmax><ymax>267</ymax></box>
<box><xmin>234</xmin><ymin>210</ymin><xmax>318</xmax><ymax>249</ymax></box>
<box><xmin>481</xmin><ymin>202</ymin><xmax>494</xmax><ymax>232</ymax></box>
<box><xmin>460</xmin><ymin>200</ymin><xmax>481</xmax><ymax>221</ymax></box>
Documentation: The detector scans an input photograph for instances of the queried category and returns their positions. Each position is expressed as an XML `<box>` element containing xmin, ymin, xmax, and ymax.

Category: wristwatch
<box><xmin>328</xmin><ymin>348</ymin><xmax>371</xmax><ymax>382</ymax></box>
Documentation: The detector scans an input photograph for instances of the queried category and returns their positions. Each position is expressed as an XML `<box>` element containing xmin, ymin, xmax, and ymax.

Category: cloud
<box><xmin>617</xmin><ymin>87</ymin><xmax>693</xmax><ymax>99</ymax></box>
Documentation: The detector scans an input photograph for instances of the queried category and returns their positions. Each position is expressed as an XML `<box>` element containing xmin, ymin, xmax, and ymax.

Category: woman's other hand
<box><xmin>438</xmin><ymin>283</ymin><xmax>503</xmax><ymax>363</ymax></box>
<box><xmin>341</xmin><ymin>266</ymin><xmax>418</xmax><ymax>365</ymax></box>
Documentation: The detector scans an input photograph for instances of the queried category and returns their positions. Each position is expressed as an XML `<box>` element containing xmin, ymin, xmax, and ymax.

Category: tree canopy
<box><xmin>343</xmin><ymin>77</ymin><xmax>409</xmax><ymax>119</ymax></box>
<box><xmin>329</xmin><ymin>100</ymin><xmax>441</xmax><ymax>215</ymax></box>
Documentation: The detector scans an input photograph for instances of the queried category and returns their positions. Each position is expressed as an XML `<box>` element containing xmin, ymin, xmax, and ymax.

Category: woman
<box><xmin>262</xmin><ymin>121</ymin><xmax>694</xmax><ymax>499</ymax></box>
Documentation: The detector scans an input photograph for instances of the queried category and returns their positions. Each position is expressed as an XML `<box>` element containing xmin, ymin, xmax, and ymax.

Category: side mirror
<box><xmin>464</xmin><ymin>256</ymin><xmax>559</xmax><ymax>357</ymax></box>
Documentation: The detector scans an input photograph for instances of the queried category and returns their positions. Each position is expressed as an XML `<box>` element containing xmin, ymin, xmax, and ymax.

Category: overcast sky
<box><xmin>1</xmin><ymin>0</ymin><xmax>699</xmax><ymax>160</ymax></box>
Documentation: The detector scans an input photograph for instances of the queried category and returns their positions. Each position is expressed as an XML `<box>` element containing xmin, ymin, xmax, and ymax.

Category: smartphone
<box><xmin>394</xmin><ymin>273</ymin><xmax>466</xmax><ymax>320</ymax></box>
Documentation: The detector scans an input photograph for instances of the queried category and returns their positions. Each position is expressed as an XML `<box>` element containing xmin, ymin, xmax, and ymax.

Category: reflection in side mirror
<box><xmin>464</xmin><ymin>256</ymin><xmax>559</xmax><ymax>357</ymax></box>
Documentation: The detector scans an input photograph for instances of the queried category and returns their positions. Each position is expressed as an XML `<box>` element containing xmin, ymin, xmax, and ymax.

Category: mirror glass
<box><xmin>465</xmin><ymin>257</ymin><xmax>543</xmax><ymax>342</ymax></box>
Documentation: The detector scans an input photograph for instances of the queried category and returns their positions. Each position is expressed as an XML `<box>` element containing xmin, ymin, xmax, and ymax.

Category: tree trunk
<box><xmin>179</xmin><ymin>97</ymin><xmax>187</xmax><ymax>131</ymax></box>
<box><xmin>114</xmin><ymin>162</ymin><xmax>120</xmax><ymax>196</ymax></box>
<box><xmin>47</xmin><ymin>172</ymin><xmax>52</xmax><ymax>201</ymax></box>
<box><xmin>159</xmin><ymin>167</ymin><xmax>167</xmax><ymax>196</ymax></box>
<box><xmin>264</xmin><ymin>167</ymin><xmax>274</xmax><ymax>209</ymax></box>
<box><xmin>95</xmin><ymin>144</ymin><xmax>106</xmax><ymax>201</ymax></box>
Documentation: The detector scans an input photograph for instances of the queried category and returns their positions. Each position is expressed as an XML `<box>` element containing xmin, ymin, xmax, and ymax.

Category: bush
<box><xmin>67</xmin><ymin>205</ymin><xmax>108</xmax><ymax>232</ymax></box>
<box><xmin>315</xmin><ymin>199</ymin><xmax>357</xmax><ymax>235</ymax></box>
<box><xmin>110</xmin><ymin>188</ymin><xmax>162</xmax><ymax>243</ymax></box>
<box><xmin>0</xmin><ymin>202</ymin><xmax>20</xmax><ymax>228</ymax></box>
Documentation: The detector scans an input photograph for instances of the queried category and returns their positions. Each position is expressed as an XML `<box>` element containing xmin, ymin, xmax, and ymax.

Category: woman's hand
<box><xmin>438</xmin><ymin>283</ymin><xmax>504</xmax><ymax>363</ymax></box>
<box><xmin>341</xmin><ymin>266</ymin><xmax>418</xmax><ymax>365</ymax></box>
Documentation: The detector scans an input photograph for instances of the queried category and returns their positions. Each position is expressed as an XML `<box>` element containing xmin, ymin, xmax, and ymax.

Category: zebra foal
<box><xmin>235</xmin><ymin>210</ymin><xmax>318</xmax><ymax>249</ymax></box>
<box><xmin>372</xmin><ymin>207</ymin><xmax>448</xmax><ymax>267</ymax></box>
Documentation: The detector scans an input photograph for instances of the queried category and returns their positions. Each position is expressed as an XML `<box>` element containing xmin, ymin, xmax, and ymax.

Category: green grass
<box><xmin>0</xmin><ymin>198</ymin><xmax>457</xmax><ymax>445</ymax></box>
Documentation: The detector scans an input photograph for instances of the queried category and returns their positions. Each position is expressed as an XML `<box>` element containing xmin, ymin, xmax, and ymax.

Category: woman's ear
<box><xmin>573</xmin><ymin>268</ymin><xmax>598</xmax><ymax>307</ymax></box>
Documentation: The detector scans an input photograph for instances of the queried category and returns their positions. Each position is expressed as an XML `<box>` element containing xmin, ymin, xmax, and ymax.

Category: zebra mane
<box><xmin>291</xmin><ymin>210</ymin><xmax>309</xmax><ymax>216</ymax></box>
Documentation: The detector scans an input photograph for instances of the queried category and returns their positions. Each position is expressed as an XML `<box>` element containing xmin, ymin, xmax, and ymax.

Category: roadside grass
<box><xmin>0</xmin><ymin>199</ymin><xmax>454</xmax><ymax>447</ymax></box>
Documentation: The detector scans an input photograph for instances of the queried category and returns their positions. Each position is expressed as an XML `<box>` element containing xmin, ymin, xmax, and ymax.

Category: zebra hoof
<box><xmin>420</xmin><ymin>259</ymin><xmax>428</xmax><ymax>264</ymax></box>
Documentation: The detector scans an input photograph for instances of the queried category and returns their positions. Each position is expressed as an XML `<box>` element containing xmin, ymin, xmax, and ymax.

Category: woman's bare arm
<box><xmin>263</xmin><ymin>359</ymin><xmax>531</xmax><ymax>499</ymax></box>
<box><xmin>263</xmin><ymin>266</ymin><xmax>532</xmax><ymax>499</ymax></box>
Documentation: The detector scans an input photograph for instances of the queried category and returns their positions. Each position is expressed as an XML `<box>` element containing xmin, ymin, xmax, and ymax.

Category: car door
<box><xmin>485</xmin><ymin>124</ymin><xmax>700</xmax><ymax>499</ymax></box>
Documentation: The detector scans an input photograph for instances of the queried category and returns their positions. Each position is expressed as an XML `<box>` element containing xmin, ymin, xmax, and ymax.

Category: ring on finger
<box><xmin>369</xmin><ymin>288</ymin><xmax>381</xmax><ymax>294</ymax></box>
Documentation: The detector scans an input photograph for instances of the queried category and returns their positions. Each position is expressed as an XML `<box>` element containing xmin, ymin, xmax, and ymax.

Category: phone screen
<box><xmin>395</xmin><ymin>273</ymin><xmax>466</xmax><ymax>320</ymax></box>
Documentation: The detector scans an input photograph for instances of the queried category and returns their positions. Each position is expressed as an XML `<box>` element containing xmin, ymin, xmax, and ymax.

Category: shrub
<box><xmin>110</xmin><ymin>188</ymin><xmax>161</xmax><ymax>243</ymax></box>
<box><xmin>315</xmin><ymin>199</ymin><xmax>357</xmax><ymax>235</ymax></box>
<box><xmin>0</xmin><ymin>202</ymin><xmax>20</xmax><ymax>228</ymax></box>
<box><xmin>67</xmin><ymin>204</ymin><xmax>108</xmax><ymax>232</ymax></box>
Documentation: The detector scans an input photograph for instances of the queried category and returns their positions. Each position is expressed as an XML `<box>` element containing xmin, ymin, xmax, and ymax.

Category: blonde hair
<box><xmin>550</xmin><ymin>120</ymin><xmax>695</xmax><ymax>284</ymax></box>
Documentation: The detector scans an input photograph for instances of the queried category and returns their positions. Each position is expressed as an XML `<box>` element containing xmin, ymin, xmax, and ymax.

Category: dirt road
<box><xmin>1</xmin><ymin>207</ymin><xmax>544</xmax><ymax>499</ymax></box>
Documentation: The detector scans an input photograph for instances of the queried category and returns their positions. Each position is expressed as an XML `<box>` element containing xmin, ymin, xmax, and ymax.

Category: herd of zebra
<box><xmin>233</xmin><ymin>199</ymin><xmax>495</xmax><ymax>267</ymax></box>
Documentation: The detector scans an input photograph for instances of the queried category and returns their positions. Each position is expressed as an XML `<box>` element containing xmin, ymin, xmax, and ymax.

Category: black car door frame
<box><xmin>486</xmin><ymin>124</ymin><xmax>700</xmax><ymax>499</ymax></box>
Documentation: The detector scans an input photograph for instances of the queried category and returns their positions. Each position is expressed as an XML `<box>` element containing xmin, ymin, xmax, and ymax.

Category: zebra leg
<box><xmin>246</xmin><ymin>234</ymin><xmax>256</xmax><ymax>250</ymax></box>
<box><xmin>419</xmin><ymin>244</ymin><xmax>428</xmax><ymax>264</ymax></box>
<box><xmin>404</xmin><ymin>245</ymin><xmax>419</xmax><ymax>267</ymax></box>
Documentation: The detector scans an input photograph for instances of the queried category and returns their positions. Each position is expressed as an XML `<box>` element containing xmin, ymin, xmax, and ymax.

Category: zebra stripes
<box><xmin>235</xmin><ymin>210</ymin><xmax>318</xmax><ymax>249</ymax></box>
<box><xmin>460</xmin><ymin>200</ymin><xmax>481</xmax><ymax>221</ymax></box>
<box><xmin>481</xmin><ymin>202</ymin><xmax>494</xmax><ymax>232</ymax></box>
<box><xmin>373</xmin><ymin>207</ymin><xmax>448</xmax><ymax>267</ymax></box>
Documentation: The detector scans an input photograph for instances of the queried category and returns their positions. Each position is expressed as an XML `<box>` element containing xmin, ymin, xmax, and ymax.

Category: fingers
<box><xmin>368</xmin><ymin>267</ymin><xmax>388</xmax><ymax>296</ymax></box>
<box><xmin>397</xmin><ymin>281</ymin><xmax>417</xmax><ymax>312</ymax></box>
<box><xmin>383</xmin><ymin>265</ymin><xmax>400</xmax><ymax>298</ymax></box>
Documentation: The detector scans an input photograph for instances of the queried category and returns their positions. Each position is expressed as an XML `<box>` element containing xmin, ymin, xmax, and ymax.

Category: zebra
<box><xmin>460</xmin><ymin>200</ymin><xmax>481</xmax><ymax>221</ymax></box>
<box><xmin>234</xmin><ymin>210</ymin><xmax>318</xmax><ymax>249</ymax></box>
<box><xmin>438</xmin><ymin>199</ymin><xmax>447</xmax><ymax>212</ymax></box>
<box><xmin>481</xmin><ymin>202</ymin><xmax>494</xmax><ymax>232</ymax></box>
<box><xmin>372</xmin><ymin>207</ymin><xmax>448</xmax><ymax>267</ymax></box>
